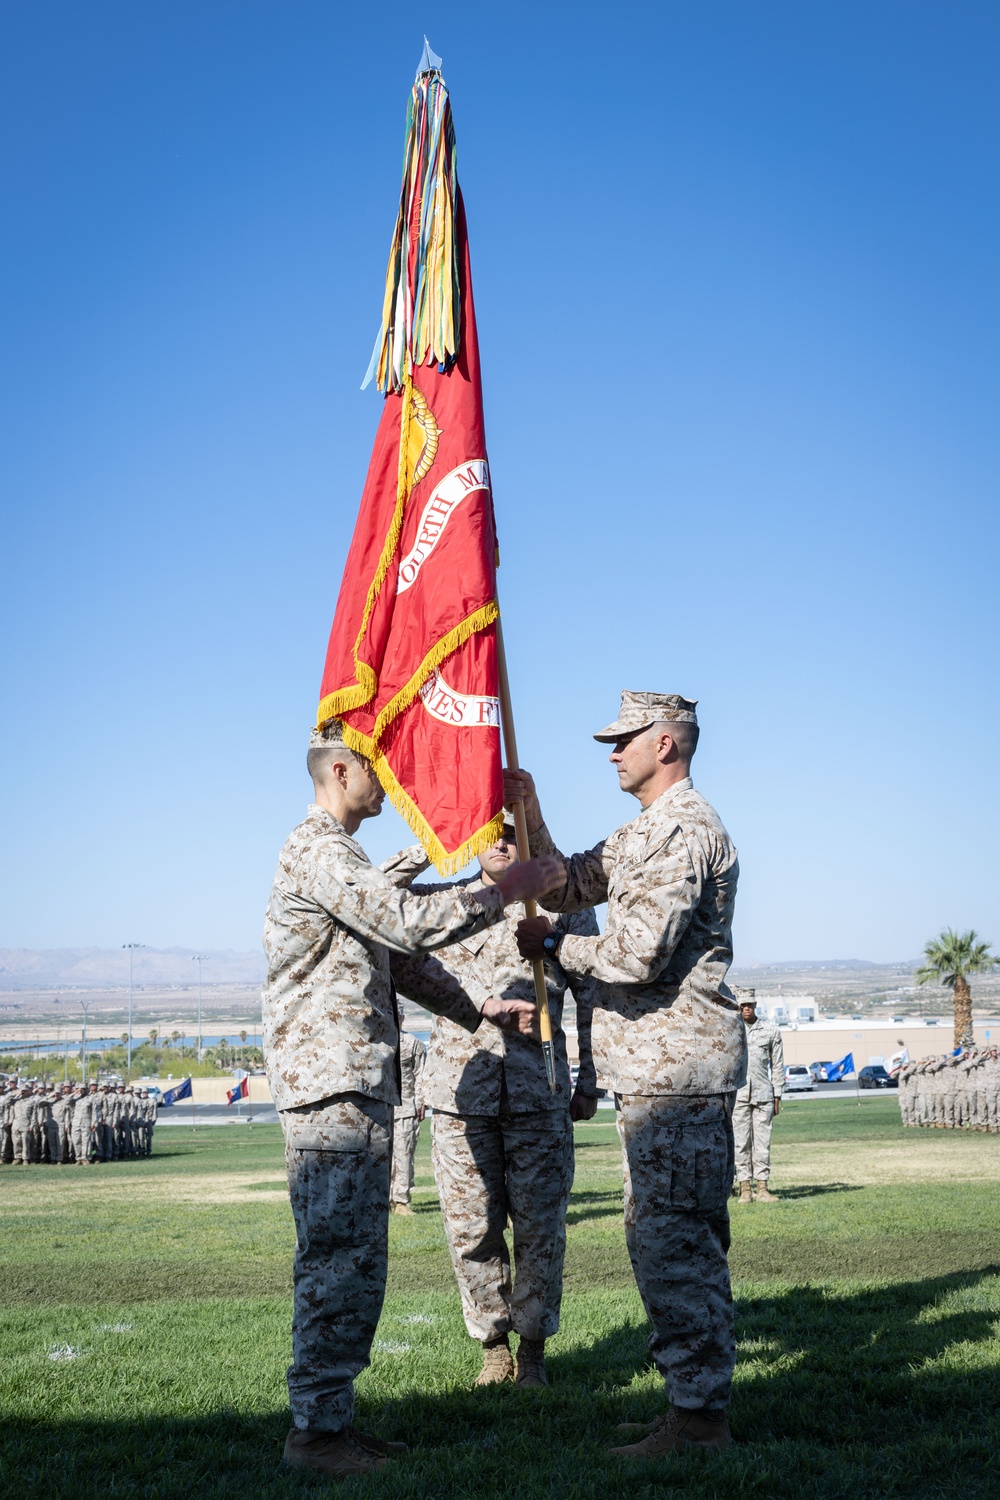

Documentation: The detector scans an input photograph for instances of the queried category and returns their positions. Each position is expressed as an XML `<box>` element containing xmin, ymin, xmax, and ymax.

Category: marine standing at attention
<box><xmin>390</xmin><ymin>812</ymin><xmax>602</xmax><ymax>1389</ymax></box>
<box><xmin>389</xmin><ymin>1019</ymin><xmax>426</xmax><ymax>1215</ymax></box>
<box><xmin>262</xmin><ymin>723</ymin><xmax>562</xmax><ymax>1480</ymax></box>
<box><xmin>731</xmin><ymin>990</ymin><xmax>783</xmax><ymax>1202</ymax></box>
<box><xmin>511</xmin><ymin>691</ymin><xmax>747</xmax><ymax>1456</ymax></box>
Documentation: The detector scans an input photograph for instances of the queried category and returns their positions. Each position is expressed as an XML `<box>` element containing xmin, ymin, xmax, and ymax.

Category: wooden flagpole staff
<box><xmin>495</xmin><ymin>616</ymin><xmax>558</xmax><ymax>1094</ymax></box>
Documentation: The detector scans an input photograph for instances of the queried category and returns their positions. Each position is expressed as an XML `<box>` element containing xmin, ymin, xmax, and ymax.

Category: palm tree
<box><xmin>148</xmin><ymin>1029</ymin><xmax>158</xmax><ymax>1047</ymax></box>
<box><xmin>171</xmin><ymin>1030</ymin><xmax>181</xmax><ymax>1049</ymax></box>
<box><xmin>916</xmin><ymin>929</ymin><xmax>996</xmax><ymax>1047</ymax></box>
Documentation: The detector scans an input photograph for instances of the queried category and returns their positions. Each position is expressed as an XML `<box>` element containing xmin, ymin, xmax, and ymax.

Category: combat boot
<box><xmin>515</xmin><ymin>1336</ymin><xmax>550</xmax><ymax>1388</ymax></box>
<box><xmin>754</xmin><ymin>1183</ymin><xmax>779</xmax><ymax>1202</ymax></box>
<box><xmin>737</xmin><ymin>1181</ymin><xmax>753</xmax><ymax>1204</ymax></box>
<box><xmin>609</xmin><ymin>1405</ymin><xmax>732</xmax><ymax>1457</ymax></box>
<box><xmin>473</xmin><ymin>1334</ymin><xmax>514</xmax><ymax>1386</ymax></box>
<box><xmin>282</xmin><ymin>1425</ymin><xmax>402</xmax><ymax>1476</ymax></box>
<box><xmin>391</xmin><ymin>1202</ymin><xmax>415</xmax><ymax>1215</ymax></box>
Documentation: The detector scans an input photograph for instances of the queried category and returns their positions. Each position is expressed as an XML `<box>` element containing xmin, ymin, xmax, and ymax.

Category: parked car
<box><xmin>808</xmin><ymin>1061</ymin><xmax>834</xmax><ymax>1082</ymax></box>
<box><xmin>784</xmin><ymin>1065</ymin><xmax>816</xmax><ymax>1093</ymax></box>
<box><xmin>858</xmin><ymin>1065</ymin><xmax>897</xmax><ymax>1090</ymax></box>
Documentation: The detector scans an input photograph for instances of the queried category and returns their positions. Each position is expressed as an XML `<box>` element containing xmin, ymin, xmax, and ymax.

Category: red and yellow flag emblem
<box><xmin>318</xmin><ymin>66</ymin><xmax>502</xmax><ymax>872</ymax></box>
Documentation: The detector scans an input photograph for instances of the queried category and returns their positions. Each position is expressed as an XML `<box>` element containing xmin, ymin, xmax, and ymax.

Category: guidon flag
<box><xmin>226</xmin><ymin>1075</ymin><xmax>250</xmax><ymax>1107</ymax></box>
<box><xmin>317</xmin><ymin>44</ymin><xmax>502</xmax><ymax>873</ymax></box>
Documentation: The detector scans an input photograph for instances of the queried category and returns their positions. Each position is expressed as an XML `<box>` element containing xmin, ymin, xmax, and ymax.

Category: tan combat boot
<box><xmin>515</xmin><ymin>1336</ymin><xmax>550</xmax><ymax>1388</ymax></box>
<box><xmin>609</xmin><ymin>1405</ymin><xmax>732</xmax><ymax>1457</ymax></box>
<box><xmin>473</xmin><ymin>1335</ymin><xmax>514</xmax><ymax>1386</ymax></box>
<box><xmin>282</xmin><ymin>1425</ymin><xmax>404</xmax><ymax>1476</ymax></box>
<box><xmin>754</xmin><ymin>1182</ymin><xmax>779</xmax><ymax>1202</ymax></box>
<box><xmin>737</xmin><ymin>1181</ymin><xmax>753</xmax><ymax>1204</ymax></box>
<box><xmin>391</xmin><ymin>1202</ymin><xmax>415</xmax><ymax>1215</ymax></box>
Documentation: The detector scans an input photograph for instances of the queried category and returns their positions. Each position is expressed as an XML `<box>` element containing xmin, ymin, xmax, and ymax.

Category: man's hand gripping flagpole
<box><xmin>495</xmin><ymin>616</ymin><xmax>558</xmax><ymax>1094</ymax></box>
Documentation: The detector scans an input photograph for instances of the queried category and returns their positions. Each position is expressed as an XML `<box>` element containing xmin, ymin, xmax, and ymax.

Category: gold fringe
<box><xmin>338</xmin><ymin>718</ymin><xmax>504</xmax><ymax>875</ymax></box>
<box><xmin>318</xmin><ymin>368</ymin><xmax>415</xmax><ymax>729</ymax></box>
<box><xmin>371</xmin><ymin>600</ymin><xmax>500</xmax><ymax>742</ymax></box>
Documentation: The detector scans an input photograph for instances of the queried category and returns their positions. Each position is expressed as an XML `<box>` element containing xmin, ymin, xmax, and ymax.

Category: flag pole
<box><xmin>495</xmin><ymin>614</ymin><xmax>557</xmax><ymax>1094</ymax></box>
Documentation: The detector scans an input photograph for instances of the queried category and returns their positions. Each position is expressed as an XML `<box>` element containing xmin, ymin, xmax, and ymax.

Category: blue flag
<box><xmin>826</xmin><ymin>1052</ymin><xmax>855</xmax><ymax>1081</ymax></box>
<box><xmin>160</xmin><ymin>1077</ymin><xmax>193</xmax><ymax>1106</ymax></box>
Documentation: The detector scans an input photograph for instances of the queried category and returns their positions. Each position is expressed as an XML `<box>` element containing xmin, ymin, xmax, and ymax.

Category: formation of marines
<box><xmin>0</xmin><ymin>1079</ymin><xmax>157</xmax><ymax>1164</ymax></box>
<box><xmin>897</xmin><ymin>1049</ymin><xmax>1000</xmax><ymax>1130</ymax></box>
<box><xmin>263</xmin><ymin>688</ymin><xmax>749</xmax><ymax>1478</ymax></box>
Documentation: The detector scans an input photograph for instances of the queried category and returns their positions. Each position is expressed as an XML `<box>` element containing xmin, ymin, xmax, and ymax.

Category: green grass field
<box><xmin>3</xmin><ymin>1098</ymin><xmax>999</xmax><ymax>1498</ymax></box>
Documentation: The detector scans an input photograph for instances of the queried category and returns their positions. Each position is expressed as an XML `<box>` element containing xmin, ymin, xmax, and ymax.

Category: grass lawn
<box><xmin>2</xmin><ymin>1097</ymin><xmax>999</xmax><ymax>1497</ymax></box>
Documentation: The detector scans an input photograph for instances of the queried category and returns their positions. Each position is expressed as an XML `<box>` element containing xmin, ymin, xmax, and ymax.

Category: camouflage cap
<box><xmin>593</xmin><ymin>691</ymin><xmax>699</xmax><ymax>743</ymax></box>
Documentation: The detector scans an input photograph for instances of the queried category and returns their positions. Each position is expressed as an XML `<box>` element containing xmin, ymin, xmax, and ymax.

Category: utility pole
<box><xmin>81</xmin><ymin>998</ymin><xmax>91</xmax><ymax>1085</ymax></box>
<box><xmin>122</xmin><ymin>943</ymin><xmax>144</xmax><ymax>1081</ymax></box>
<box><xmin>192</xmin><ymin>955</ymin><xmax>208</xmax><ymax>1062</ymax></box>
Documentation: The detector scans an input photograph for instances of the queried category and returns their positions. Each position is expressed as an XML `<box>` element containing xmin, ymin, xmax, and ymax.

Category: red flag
<box><xmin>317</xmin><ymin>64</ymin><xmax>502</xmax><ymax>873</ymax></box>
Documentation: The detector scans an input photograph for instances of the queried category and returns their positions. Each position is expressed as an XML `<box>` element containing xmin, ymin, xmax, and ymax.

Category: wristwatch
<box><xmin>541</xmin><ymin>931</ymin><xmax>563</xmax><ymax>959</ymax></box>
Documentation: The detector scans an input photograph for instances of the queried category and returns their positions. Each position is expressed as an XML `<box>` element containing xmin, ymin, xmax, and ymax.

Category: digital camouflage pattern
<box><xmin>282</xmin><ymin>1093</ymin><xmax>392</xmax><ymax>1433</ymax></box>
<box><xmin>390</xmin><ymin>1030</ymin><xmax>426</xmax><ymax>1206</ymax></box>
<box><xmin>529</xmin><ymin>778</ymin><xmax>747</xmax><ymax>1096</ymax></box>
<box><xmin>386</xmin><ymin>850</ymin><xmax>598</xmax><ymax>1346</ymax></box>
<box><xmin>262</xmin><ymin>805</ymin><xmax>507</xmax><ymax>1112</ymax></box>
<box><xmin>391</xmin><ymin>858</ymin><xmax>601</xmax><ymax>1112</ymax></box>
<box><xmin>899</xmin><ymin>1049</ymin><xmax>1000</xmax><ymax>1131</ymax></box>
<box><xmin>431</xmin><ymin>1106</ymin><xmax>575</xmax><ymax>1342</ymax></box>
<box><xmin>617</xmin><ymin>1092</ymin><xmax>736</xmax><ymax>1410</ymax></box>
<box><xmin>732</xmin><ymin>1012</ymin><xmax>784</xmax><ymax>1183</ymax></box>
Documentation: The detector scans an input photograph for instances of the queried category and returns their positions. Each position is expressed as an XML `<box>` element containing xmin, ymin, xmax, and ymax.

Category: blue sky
<box><xmin>2</xmin><ymin>2</ymin><xmax>997</xmax><ymax>962</ymax></box>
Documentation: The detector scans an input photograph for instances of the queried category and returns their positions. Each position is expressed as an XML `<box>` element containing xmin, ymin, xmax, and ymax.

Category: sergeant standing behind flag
<box><xmin>389</xmin><ymin>1016</ymin><xmax>426</xmax><ymax>1216</ymax></box>
<box><xmin>390</xmin><ymin>816</ymin><xmax>601</xmax><ymax>1389</ymax></box>
<box><xmin>731</xmin><ymin>990</ymin><xmax>783</xmax><ymax>1203</ymax></box>
<box><xmin>263</xmin><ymin>724</ymin><xmax>562</xmax><ymax>1480</ymax></box>
<box><xmin>511</xmin><ymin>691</ymin><xmax>747</xmax><ymax>1456</ymax></box>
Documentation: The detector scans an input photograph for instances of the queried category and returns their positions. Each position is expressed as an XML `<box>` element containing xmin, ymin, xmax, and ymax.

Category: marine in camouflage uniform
<box><xmin>731</xmin><ymin>990</ymin><xmax>783</xmax><ymax>1201</ymax></box>
<box><xmin>513</xmin><ymin>691</ymin><xmax>747</xmax><ymax>1456</ymax></box>
<box><xmin>392</xmin><ymin>820</ymin><xmax>601</xmax><ymax>1387</ymax></box>
<box><xmin>72</xmin><ymin>1085</ymin><xmax>100</xmax><ymax>1164</ymax></box>
<box><xmin>12</xmin><ymin>1087</ymin><xmax>38</xmax><ymax>1164</ymax></box>
<box><xmin>1</xmin><ymin>1082</ymin><xmax>17</xmax><ymax>1163</ymax></box>
<box><xmin>263</xmin><ymin>724</ymin><xmax>559</xmax><ymax>1480</ymax></box>
<box><xmin>389</xmin><ymin>1025</ymin><xmax>426</xmax><ymax>1212</ymax></box>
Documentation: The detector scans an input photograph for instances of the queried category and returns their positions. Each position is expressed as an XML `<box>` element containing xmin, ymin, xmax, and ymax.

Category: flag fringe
<box><xmin>338</xmin><ymin>717</ymin><xmax>505</xmax><ymax>875</ymax></box>
<box><xmin>317</xmin><ymin>370</ymin><xmax>415</xmax><ymax>728</ymax></box>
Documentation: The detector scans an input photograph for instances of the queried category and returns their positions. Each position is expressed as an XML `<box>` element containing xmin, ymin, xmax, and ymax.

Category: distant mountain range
<box><xmin>0</xmin><ymin>947</ymin><xmax>923</xmax><ymax>992</ymax></box>
<box><xmin>0</xmin><ymin>947</ymin><xmax>266</xmax><ymax>990</ymax></box>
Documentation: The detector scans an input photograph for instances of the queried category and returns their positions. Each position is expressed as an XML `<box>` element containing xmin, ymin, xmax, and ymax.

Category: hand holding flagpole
<box><xmin>495</xmin><ymin>617</ymin><xmax>557</xmax><ymax>1093</ymax></box>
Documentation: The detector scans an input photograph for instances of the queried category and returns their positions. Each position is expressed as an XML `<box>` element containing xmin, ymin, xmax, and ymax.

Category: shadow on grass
<box><xmin>4</xmin><ymin>1271</ymin><xmax>999</xmax><ymax>1498</ymax></box>
<box><xmin>566</xmin><ymin>1189</ymin><xmax>623</xmax><ymax>1226</ymax></box>
<box><xmin>547</xmin><ymin>1266</ymin><xmax>1000</xmax><ymax>1444</ymax></box>
<box><xmin>755</xmin><ymin>1183</ymin><xmax>864</xmax><ymax>1201</ymax></box>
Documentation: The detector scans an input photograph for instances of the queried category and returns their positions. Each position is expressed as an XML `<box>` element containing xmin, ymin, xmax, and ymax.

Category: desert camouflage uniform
<box><xmin>394</xmin><ymin>849</ymin><xmax>600</xmax><ymax>1346</ymax></box>
<box><xmin>52</xmin><ymin>1090</ymin><xmax>75</xmax><ymax>1161</ymax></box>
<box><xmin>37</xmin><ymin>1092</ymin><xmax>59</xmax><ymax>1162</ymax></box>
<box><xmin>12</xmin><ymin>1091</ymin><xmax>38</xmax><ymax>1164</ymax></box>
<box><xmin>530</xmin><ymin>776</ymin><xmax>746</xmax><ymax>1411</ymax></box>
<box><xmin>1</xmin><ymin>1085</ymin><xmax>16</xmax><ymax>1163</ymax></box>
<box><xmin>897</xmin><ymin>1062</ymin><xmax>917</xmax><ymax>1125</ymax></box>
<box><xmin>732</xmin><ymin>1014</ymin><xmax>784</xmax><ymax>1183</ymax></box>
<box><xmin>390</xmin><ymin>1030</ymin><xmax>426</xmax><ymax>1207</ymax></box>
<box><xmin>141</xmin><ymin>1092</ymin><xmax>157</xmax><ymax>1155</ymax></box>
<box><xmin>262</xmin><ymin>803</ymin><xmax>508</xmax><ymax>1437</ymax></box>
<box><xmin>72</xmin><ymin>1089</ymin><xmax>100</xmax><ymax>1163</ymax></box>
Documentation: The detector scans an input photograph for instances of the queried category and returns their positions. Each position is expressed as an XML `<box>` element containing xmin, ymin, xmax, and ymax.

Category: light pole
<box><xmin>81</xmin><ymin>998</ymin><xmax>91</xmax><ymax>1085</ymax></box>
<box><xmin>192</xmin><ymin>955</ymin><xmax>208</xmax><ymax>1062</ymax></box>
<box><xmin>122</xmin><ymin>943</ymin><xmax>144</xmax><ymax>1081</ymax></box>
